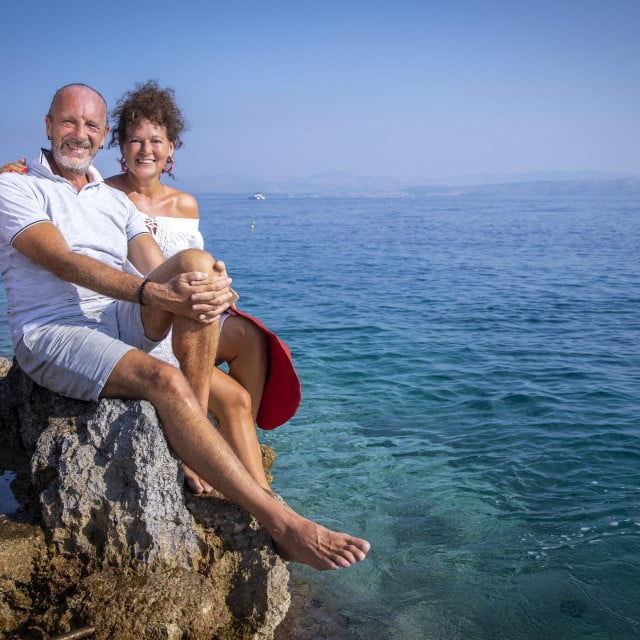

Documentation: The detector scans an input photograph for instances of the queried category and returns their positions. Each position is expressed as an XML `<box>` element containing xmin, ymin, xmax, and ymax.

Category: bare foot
<box><xmin>268</xmin><ymin>503</ymin><xmax>370</xmax><ymax>571</ymax></box>
<box><xmin>182</xmin><ymin>463</ymin><xmax>213</xmax><ymax>494</ymax></box>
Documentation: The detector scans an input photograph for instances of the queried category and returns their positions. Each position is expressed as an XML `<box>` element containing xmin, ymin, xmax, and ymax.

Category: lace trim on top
<box><xmin>143</xmin><ymin>215</ymin><xmax>204</xmax><ymax>257</ymax></box>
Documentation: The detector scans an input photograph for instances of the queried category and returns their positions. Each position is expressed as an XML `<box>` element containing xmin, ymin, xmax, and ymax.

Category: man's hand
<box><xmin>191</xmin><ymin>260</ymin><xmax>234</xmax><ymax>319</ymax></box>
<box><xmin>159</xmin><ymin>260</ymin><xmax>234</xmax><ymax>323</ymax></box>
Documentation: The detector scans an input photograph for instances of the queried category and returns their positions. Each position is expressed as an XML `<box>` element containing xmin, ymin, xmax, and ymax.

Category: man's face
<box><xmin>45</xmin><ymin>86</ymin><xmax>109</xmax><ymax>175</ymax></box>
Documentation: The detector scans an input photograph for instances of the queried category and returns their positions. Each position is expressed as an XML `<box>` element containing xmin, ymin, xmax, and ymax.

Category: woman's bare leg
<box><xmin>208</xmin><ymin>367</ymin><xmax>270</xmax><ymax>490</ymax></box>
<box><xmin>217</xmin><ymin>315</ymin><xmax>268</xmax><ymax>422</ymax></box>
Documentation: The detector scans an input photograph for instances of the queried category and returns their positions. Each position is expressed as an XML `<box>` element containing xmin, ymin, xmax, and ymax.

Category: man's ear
<box><xmin>101</xmin><ymin>125</ymin><xmax>110</xmax><ymax>149</ymax></box>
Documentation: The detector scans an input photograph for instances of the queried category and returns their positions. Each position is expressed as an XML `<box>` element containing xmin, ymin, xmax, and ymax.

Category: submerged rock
<box><xmin>0</xmin><ymin>358</ymin><xmax>290</xmax><ymax>639</ymax></box>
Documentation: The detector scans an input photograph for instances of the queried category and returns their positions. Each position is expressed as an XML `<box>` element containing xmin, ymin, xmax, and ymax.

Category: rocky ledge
<box><xmin>0</xmin><ymin>357</ymin><xmax>292</xmax><ymax>639</ymax></box>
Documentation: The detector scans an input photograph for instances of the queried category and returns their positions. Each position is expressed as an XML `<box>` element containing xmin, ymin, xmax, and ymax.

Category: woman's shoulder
<box><xmin>173</xmin><ymin>190</ymin><xmax>199</xmax><ymax>219</ymax></box>
<box><xmin>158</xmin><ymin>185</ymin><xmax>198</xmax><ymax>219</ymax></box>
<box><xmin>104</xmin><ymin>173</ymin><xmax>127</xmax><ymax>191</ymax></box>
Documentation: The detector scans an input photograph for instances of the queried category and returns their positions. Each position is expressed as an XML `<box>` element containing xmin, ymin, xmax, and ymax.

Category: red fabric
<box><xmin>229</xmin><ymin>307</ymin><xmax>302</xmax><ymax>430</ymax></box>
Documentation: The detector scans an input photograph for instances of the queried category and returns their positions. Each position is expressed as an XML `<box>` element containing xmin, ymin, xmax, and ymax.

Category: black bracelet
<box><xmin>138</xmin><ymin>276</ymin><xmax>151</xmax><ymax>306</ymax></box>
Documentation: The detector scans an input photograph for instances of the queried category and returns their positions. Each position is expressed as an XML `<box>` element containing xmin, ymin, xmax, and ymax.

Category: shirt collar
<box><xmin>36</xmin><ymin>148</ymin><xmax>104</xmax><ymax>184</ymax></box>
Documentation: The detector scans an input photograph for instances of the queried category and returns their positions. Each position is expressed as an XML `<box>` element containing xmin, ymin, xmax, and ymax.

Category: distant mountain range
<box><xmin>409</xmin><ymin>177</ymin><xmax>640</xmax><ymax>198</ymax></box>
<box><xmin>180</xmin><ymin>170</ymin><xmax>640</xmax><ymax>198</ymax></box>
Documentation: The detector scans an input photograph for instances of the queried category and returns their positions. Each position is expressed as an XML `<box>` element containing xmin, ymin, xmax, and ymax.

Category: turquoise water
<box><xmin>2</xmin><ymin>194</ymin><xmax>639</xmax><ymax>639</ymax></box>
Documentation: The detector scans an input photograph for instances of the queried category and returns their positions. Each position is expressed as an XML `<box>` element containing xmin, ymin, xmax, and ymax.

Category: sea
<box><xmin>1</xmin><ymin>193</ymin><xmax>638</xmax><ymax>640</ymax></box>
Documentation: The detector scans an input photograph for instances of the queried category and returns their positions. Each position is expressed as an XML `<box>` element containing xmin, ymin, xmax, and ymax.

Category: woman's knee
<box><xmin>212</xmin><ymin>375</ymin><xmax>253</xmax><ymax>414</ymax></box>
<box><xmin>233</xmin><ymin>384</ymin><xmax>253</xmax><ymax>414</ymax></box>
<box><xmin>245</xmin><ymin>320</ymin><xmax>268</xmax><ymax>354</ymax></box>
<box><xmin>221</xmin><ymin>317</ymin><xmax>268</xmax><ymax>360</ymax></box>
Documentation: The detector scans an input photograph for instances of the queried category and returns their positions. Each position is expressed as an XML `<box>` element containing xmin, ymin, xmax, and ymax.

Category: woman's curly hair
<box><xmin>109</xmin><ymin>80</ymin><xmax>187</xmax><ymax>149</ymax></box>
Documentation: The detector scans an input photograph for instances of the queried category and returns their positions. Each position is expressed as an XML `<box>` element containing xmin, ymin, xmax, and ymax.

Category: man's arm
<box><xmin>127</xmin><ymin>233</ymin><xmax>233</xmax><ymax>319</ymax></box>
<box><xmin>13</xmin><ymin>221</ymin><xmax>233</xmax><ymax>321</ymax></box>
<box><xmin>13</xmin><ymin>221</ymin><xmax>143</xmax><ymax>302</ymax></box>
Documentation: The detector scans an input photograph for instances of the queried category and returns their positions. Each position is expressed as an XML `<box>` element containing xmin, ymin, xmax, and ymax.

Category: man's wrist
<box><xmin>138</xmin><ymin>276</ymin><xmax>151</xmax><ymax>306</ymax></box>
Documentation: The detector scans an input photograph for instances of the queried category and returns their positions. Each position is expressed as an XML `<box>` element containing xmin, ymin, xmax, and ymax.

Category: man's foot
<box><xmin>182</xmin><ymin>463</ymin><xmax>214</xmax><ymax>494</ymax></box>
<box><xmin>268</xmin><ymin>502</ymin><xmax>370</xmax><ymax>571</ymax></box>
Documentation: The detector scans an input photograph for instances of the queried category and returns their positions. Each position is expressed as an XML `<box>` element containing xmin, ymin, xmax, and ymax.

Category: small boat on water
<box><xmin>249</xmin><ymin>192</ymin><xmax>266</xmax><ymax>200</ymax></box>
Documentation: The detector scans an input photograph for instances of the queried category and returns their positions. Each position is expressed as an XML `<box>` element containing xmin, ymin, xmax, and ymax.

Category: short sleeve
<box><xmin>0</xmin><ymin>175</ymin><xmax>49</xmax><ymax>247</ymax></box>
<box><xmin>123</xmin><ymin>199</ymin><xmax>149</xmax><ymax>243</ymax></box>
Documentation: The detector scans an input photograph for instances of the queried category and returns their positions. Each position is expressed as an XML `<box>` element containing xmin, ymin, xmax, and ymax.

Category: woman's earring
<box><xmin>119</xmin><ymin>158</ymin><xmax>128</xmax><ymax>173</ymax></box>
<box><xmin>163</xmin><ymin>156</ymin><xmax>174</xmax><ymax>175</ymax></box>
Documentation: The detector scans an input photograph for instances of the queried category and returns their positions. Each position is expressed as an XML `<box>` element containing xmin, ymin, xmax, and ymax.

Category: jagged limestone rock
<box><xmin>0</xmin><ymin>358</ymin><xmax>291</xmax><ymax>639</ymax></box>
<box><xmin>29</xmin><ymin>397</ymin><xmax>203</xmax><ymax>570</ymax></box>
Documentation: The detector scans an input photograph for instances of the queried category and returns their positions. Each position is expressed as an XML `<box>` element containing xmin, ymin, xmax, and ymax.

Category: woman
<box><xmin>2</xmin><ymin>81</ymin><xmax>300</xmax><ymax>494</ymax></box>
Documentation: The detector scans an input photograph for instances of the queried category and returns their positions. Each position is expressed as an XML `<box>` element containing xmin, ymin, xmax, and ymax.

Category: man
<box><xmin>0</xmin><ymin>83</ymin><xmax>370</xmax><ymax>570</ymax></box>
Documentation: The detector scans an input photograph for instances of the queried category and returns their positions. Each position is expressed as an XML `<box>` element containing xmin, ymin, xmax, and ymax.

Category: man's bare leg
<box><xmin>171</xmin><ymin>305</ymin><xmax>220</xmax><ymax>494</ymax></box>
<box><xmin>102</xmin><ymin>350</ymin><xmax>370</xmax><ymax>570</ymax></box>
<box><xmin>139</xmin><ymin>248</ymin><xmax>222</xmax><ymax>494</ymax></box>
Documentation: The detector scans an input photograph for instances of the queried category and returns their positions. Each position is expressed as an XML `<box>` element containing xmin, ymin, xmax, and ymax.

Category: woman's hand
<box><xmin>0</xmin><ymin>158</ymin><xmax>28</xmax><ymax>174</ymax></box>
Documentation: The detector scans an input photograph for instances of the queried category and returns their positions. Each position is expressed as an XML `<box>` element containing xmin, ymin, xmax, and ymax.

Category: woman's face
<box><xmin>121</xmin><ymin>119</ymin><xmax>175</xmax><ymax>178</ymax></box>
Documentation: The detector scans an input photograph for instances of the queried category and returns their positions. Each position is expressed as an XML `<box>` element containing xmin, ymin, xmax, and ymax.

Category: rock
<box><xmin>0</xmin><ymin>358</ymin><xmax>291</xmax><ymax>639</ymax></box>
<box><xmin>0</xmin><ymin>518</ymin><xmax>47</xmax><ymax>632</ymax></box>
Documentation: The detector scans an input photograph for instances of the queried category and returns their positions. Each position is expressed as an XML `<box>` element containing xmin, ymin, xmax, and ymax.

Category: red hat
<box><xmin>228</xmin><ymin>306</ymin><xmax>301</xmax><ymax>430</ymax></box>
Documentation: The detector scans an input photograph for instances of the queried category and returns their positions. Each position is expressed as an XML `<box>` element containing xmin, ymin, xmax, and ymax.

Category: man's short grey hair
<box><xmin>48</xmin><ymin>83</ymin><xmax>109</xmax><ymax>128</ymax></box>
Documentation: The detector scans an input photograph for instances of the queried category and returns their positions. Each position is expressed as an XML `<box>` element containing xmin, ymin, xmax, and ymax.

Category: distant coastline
<box><xmin>409</xmin><ymin>177</ymin><xmax>640</xmax><ymax>198</ymax></box>
<box><xmin>180</xmin><ymin>171</ymin><xmax>640</xmax><ymax>199</ymax></box>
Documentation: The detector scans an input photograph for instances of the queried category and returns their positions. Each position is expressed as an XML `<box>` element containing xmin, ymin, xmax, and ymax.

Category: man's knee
<box><xmin>103</xmin><ymin>351</ymin><xmax>191</xmax><ymax>402</ymax></box>
<box><xmin>172</xmin><ymin>248</ymin><xmax>216</xmax><ymax>273</ymax></box>
<box><xmin>155</xmin><ymin>361</ymin><xmax>192</xmax><ymax>395</ymax></box>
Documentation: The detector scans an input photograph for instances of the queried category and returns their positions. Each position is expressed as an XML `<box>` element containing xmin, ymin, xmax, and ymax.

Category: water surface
<box><xmin>2</xmin><ymin>193</ymin><xmax>639</xmax><ymax>639</ymax></box>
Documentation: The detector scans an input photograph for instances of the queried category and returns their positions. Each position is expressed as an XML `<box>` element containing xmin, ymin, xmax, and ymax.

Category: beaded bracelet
<box><xmin>138</xmin><ymin>276</ymin><xmax>151</xmax><ymax>306</ymax></box>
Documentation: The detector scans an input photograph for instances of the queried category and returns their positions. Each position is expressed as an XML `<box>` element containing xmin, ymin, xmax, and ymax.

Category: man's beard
<box><xmin>51</xmin><ymin>136</ymin><xmax>96</xmax><ymax>174</ymax></box>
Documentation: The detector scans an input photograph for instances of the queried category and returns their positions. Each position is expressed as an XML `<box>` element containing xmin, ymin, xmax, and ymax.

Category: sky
<box><xmin>1</xmin><ymin>0</ymin><xmax>639</xmax><ymax>192</ymax></box>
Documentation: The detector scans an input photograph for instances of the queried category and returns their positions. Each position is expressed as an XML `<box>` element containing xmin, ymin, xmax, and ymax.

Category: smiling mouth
<box><xmin>62</xmin><ymin>144</ymin><xmax>91</xmax><ymax>156</ymax></box>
